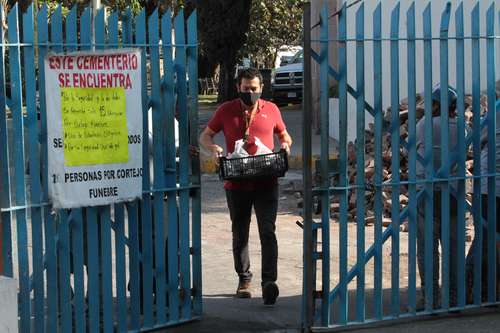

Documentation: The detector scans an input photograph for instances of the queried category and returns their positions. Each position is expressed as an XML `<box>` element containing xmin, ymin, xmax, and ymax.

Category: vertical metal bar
<box><xmin>52</xmin><ymin>6</ymin><xmax>71</xmax><ymax>329</ymax></box>
<box><xmin>99</xmin><ymin>208</ymin><xmax>113</xmax><ymax>332</ymax></box>
<box><xmin>149</xmin><ymin>7</ymin><xmax>167</xmax><ymax>324</ymax></box>
<box><xmin>174</xmin><ymin>9</ymin><xmax>193</xmax><ymax>320</ymax></box>
<box><xmin>471</xmin><ymin>2</ymin><xmax>482</xmax><ymax>306</ymax></box>
<box><xmin>8</xmin><ymin>4</ymin><xmax>30</xmax><ymax>332</ymax></box>
<box><xmin>161</xmin><ymin>9</ymin><xmax>180</xmax><ymax>323</ymax></box>
<box><xmin>485</xmin><ymin>3</ymin><xmax>497</xmax><ymax>304</ymax></box>
<box><xmin>422</xmin><ymin>3</ymin><xmax>435</xmax><ymax>312</ymax></box>
<box><xmin>122</xmin><ymin>9</ymin><xmax>141</xmax><ymax>329</ymax></box>
<box><xmin>337</xmin><ymin>2</ymin><xmax>349</xmax><ymax>325</ymax></box>
<box><xmin>136</xmin><ymin>8</ymin><xmax>155</xmax><ymax>328</ymax></box>
<box><xmin>127</xmin><ymin>201</ymin><xmax>141</xmax><ymax>329</ymax></box>
<box><xmin>372</xmin><ymin>3</ymin><xmax>383</xmax><ymax>319</ymax></box>
<box><xmin>455</xmin><ymin>2</ymin><xmax>466</xmax><ymax>309</ymax></box>
<box><xmin>79</xmin><ymin>6</ymin><xmax>101</xmax><ymax>332</ymax></box>
<box><xmin>94</xmin><ymin>10</ymin><xmax>114</xmax><ymax>332</ymax></box>
<box><xmin>187</xmin><ymin>9</ymin><xmax>202</xmax><ymax>317</ymax></box>
<box><xmin>23</xmin><ymin>4</ymin><xmax>45</xmax><ymax>331</ymax></box>
<box><xmin>389</xmin><ymin>2</ymin><xmax>401</xmax><ymax>317</ymax></box>
<box><xmin>0</xmin><ymin>0</ymin><xmax>12</xmax><ymax>279</ymax></box>
<box><xmin>406</xmin><ymin>2</ymin><xmax>417</xmax><ymax>315</ymax></box>
<box><xmin>86</xmin><ymin>207</ymin><xmax>100</xmax><ymax>333</ymax></box>
<box><xmin>355</xmin><ymin>2</ymin><xmax>365</xmax><ymax>323</ymax></box>
<box><xmin>65</xmin><ymin>6</ymin><xmax>85</xmax><ymax>333</ymax></box>
<box><xmin>319</xmin><ymin>3</ymin><xmax>331</xmax><ymax>326</ymax></box>
<box><xmin>110</xmin><ymin>12</ymin><xmax>127</xmax><ymax>331</ymax></box>
<box><xmin>439</xmin><ymin>3</ymin><xmax>452</xmax><ymax>310</ymax></box>
<box><xmin>40</xmin><ymin>4</ymin><xmax>58</xmax><ymax>330</ymax></box>
<box><xmin>301</xmin><ymin>2</ymin><xmax>314</xmax><ymax>329</ymax></box>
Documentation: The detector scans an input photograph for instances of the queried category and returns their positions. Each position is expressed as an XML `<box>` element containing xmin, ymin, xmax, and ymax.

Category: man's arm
<box><xmin>199</xmin><ymin>126</ymin><xmax>224</xmax><ymax>158</ymax></box>
<box><xmin>278</xmin><ymin>129</ymin><xmax>292</xmax><ymax>154</ymax></box>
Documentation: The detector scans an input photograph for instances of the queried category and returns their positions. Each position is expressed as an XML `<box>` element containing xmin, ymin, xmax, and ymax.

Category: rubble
<box><xmin>295</xmin><ymin>93</ymin><xmax>491</xmax><ymax>238</ymax></box>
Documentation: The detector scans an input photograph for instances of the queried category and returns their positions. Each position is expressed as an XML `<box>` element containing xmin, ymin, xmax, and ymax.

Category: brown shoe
<box><xmin>236</xmin><ymin>281</ymin><xmax>251</xmax><ymax>298</ymax></box>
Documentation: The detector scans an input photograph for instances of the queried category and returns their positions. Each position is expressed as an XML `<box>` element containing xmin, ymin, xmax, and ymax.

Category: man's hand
<box><xmin>210</xmin><ymin>144</ymin><xmax>224</xmax><ymax>158</ymax></box>
<box><xmin>281</xmin><ymin>142</ymin><xmax>290</xmax><ymax>154</ymax></box>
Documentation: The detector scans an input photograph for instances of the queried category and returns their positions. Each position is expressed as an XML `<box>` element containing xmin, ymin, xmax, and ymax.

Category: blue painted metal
<box><xmin>485</xmin><ymin>3</ymin><xmax>497</xmax><ymax>304</ymax></box>
<box><xmin>439</xmin><ymin>2</ymin><xmax>451</xmax><ymax>310</ymax></box>
<box><xmin>306</xmin><ymin>0</ymin><xmax>500</xmax><ymax>330</ymax></box>
<box><xmin>0</xmin><ymin>4</ymin><xmax>200</xmax><ymax>332</ymax></box>
<box><xmin>455</xmin><ymin>2</ymin><xmax>466</xmax><ymax>309</ymax></box>
<box><xmin>389</xmin><ymin>3</ymin><xmax>401</xmax><ymax>317</ymax></box>
<box><xmin>406</xmin><ymin>2</ymin><xmax>417</xmax><ymax>315</ymax></box>
<box><xmin>187</xmin><ymin>9</ymin><xmax>203</xmax><ymax>317</ymax></box>
<box><xmin>161</xmin><ymin>9</ymin><xmax>181</xmax><ymax>323</ymax></box>
<box><xmin>319</xmin><ymin>3</ymin><xmax>331</xmax><ymax>326</ymax></box>
<box><xmin>175</xmin><ymin>9</ymin><xmax>193</xmax><ymax>320</ymax></box>
<box><xmin>422</xmin><ymin>3</ymin><xmax>435</xmax><ymax>312</ymax></box>
<box><xmin>372</xmin><ymin>3</ymin><xmax>383</xmax><ymax>320</ymax></box>
<box><xmin>471</xmin><ymin>2</ymin><xmax>482</xmax><ymax>306</ymax></box>
<box><xmin>337</xmin><ymin>2</ymin><xmax>349</xmax><ymax>325</ymax></box>
<box><xmin>355</xmin><ymin>3</ymin><xmax>365</xmax><ymax>323</ymax></box>
<box><xmin>149</xmin><ymin>8</ymin><xmax>168</xmax><ymax>325</ymax></box>
<box><xmin>8</xmin><ymin>5</ymin><xmax>30</xmax><ymax>332</ymax></box>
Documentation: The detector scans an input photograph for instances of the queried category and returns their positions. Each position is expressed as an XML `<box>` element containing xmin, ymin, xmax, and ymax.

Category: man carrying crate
<box><xmin>199</xmin><ymin>68</ymin><xmax>292</xmax><ymax>305</ymax></box>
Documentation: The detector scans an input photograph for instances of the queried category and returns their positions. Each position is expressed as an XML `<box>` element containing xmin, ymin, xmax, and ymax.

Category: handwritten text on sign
<box><xmin>61</xmin><ymin>87</ymin><xmax>128</xmax><ymax>166</ymax></box>
<box><xmin>45</xmin><ymin>49</ymin><xmax>143</xmax><ymax>209</ymax></box>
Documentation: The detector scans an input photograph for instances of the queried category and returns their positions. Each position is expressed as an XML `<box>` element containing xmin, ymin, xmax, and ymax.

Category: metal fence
<box><xmin>302</xmin><ymin>1</ymin><xmax>500</xmax><ymax>330</ymax></box>
<box><xmin>0</xmin><ymin>3</ymin><xmax>201</xmax><ymax>332</ymax></box>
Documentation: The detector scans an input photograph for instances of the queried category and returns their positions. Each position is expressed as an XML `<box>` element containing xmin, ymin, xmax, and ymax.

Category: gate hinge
<box><xmin>313</xmin><ymin>290</ymin><xmax>323</xmax><ymax>299</ymax></box>
<box><xmin>313</xmin><ymin>252</ymin><xmax>323</xmax><ymax>260</ymax></box>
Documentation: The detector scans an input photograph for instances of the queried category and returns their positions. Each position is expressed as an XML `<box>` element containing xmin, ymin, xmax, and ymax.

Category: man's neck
<box><xmin>240</xmin><ymin>100</ymin><xmax>259</xmax><ymax>113</ymax></box>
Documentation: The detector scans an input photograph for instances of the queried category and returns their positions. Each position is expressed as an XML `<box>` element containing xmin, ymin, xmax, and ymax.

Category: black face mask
<box><xmin>239</xmin><ymin>92</ymin><xmax>261</xmax><ymax>107</ymax></box>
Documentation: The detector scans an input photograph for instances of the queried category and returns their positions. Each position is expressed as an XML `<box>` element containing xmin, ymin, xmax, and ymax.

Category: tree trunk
<box><xmin>217</xmin><ymin>59</ymin><xmax>237</xmax><ymax>103</ymax></box>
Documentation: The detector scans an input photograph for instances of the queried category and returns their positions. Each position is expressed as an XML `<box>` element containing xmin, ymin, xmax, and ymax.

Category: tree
<box><xmin>241</xmin><ymin>0</ymin><xmax>303</xmax><ymax>69</ymax></box>
<box><xmin>198</xmin><ymin>0</ymin><xmax>252</xmax><ymax>102</ymax></box>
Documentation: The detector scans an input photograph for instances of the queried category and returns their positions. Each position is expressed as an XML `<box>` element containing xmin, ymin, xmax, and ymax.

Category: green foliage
<box><xmin>241</xmin><ymin>0</ymin><xmax>303</xmax><ymax>68</ymax></box>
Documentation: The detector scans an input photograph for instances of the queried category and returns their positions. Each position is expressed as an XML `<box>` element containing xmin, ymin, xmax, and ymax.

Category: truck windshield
<box><xmin>290</xmin><ymin>50</ymin><xmax>303</xmax><ymax>64</ymax></box>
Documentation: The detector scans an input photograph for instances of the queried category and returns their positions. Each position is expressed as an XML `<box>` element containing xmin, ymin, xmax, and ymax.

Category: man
<box><xmin>199</xmin><ymin>68</ymin><xmax>292</xmax><ymax>305</ymax></box>
<box><xmin>465</xmin><ymin>99</ymin><xmax>500</xmax><ymax>303</ymax></box>
<box><xmin>415</xmin><ymin>85</ymin><xmax>460</xmax><ymax>309</ymax></box>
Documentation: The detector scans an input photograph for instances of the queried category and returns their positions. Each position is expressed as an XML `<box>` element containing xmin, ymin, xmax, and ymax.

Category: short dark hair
<box><xmin>237</xmin><ymin>67</ymin><xmax>263</xmax><ymax>86</ymax></box>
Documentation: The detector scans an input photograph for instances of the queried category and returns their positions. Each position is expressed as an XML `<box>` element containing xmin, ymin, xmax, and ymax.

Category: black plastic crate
<box><xmin>219</xmin><ymin>149</ymin><xmax>289</xmax><ymax>181</ymax></box>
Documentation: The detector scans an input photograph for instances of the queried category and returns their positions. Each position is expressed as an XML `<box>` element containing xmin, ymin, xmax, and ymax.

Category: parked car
<box><xmin>271</xmin><ymin>49</ymin><xmax>303</xmax><ymax>106</ymax></box>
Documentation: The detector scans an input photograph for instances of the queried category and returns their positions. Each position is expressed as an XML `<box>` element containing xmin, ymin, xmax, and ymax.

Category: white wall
<box><xmin>329</xmin><ymin>0</ymin><xmax>500</xmax><ymax>142</ymax></box>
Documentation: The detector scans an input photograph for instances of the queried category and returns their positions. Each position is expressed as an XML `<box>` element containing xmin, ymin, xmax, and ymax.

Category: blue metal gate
<box><xmin>0</xmin><ymin>3</ymin><xmax>201</xmax><ymax>332</ymax></box>
<box><xmin>302</xmin><ymin>0</ymin><xmax>500</xmax><ymax>330</ymax></box>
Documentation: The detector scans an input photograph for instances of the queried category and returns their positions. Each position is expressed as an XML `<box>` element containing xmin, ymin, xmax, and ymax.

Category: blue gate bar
<box><xmin>406</xmin><ymin>2</ymin><xmax>417</xmax><ymax>315</ymax></box>
<box><xmin>486</xmin><ymin>3</ymin><xmax>497</xmax><ymax>304</ymax></box>
<box><xmin>187</xmin><ymin>9</ymin><xmax>203</xmax><ymax>317</ymax></box>
<box><xmin>337</xmin><ymin>2</ymin><xmax>349</xmax><ymax>325</ymax></box>
<box><xmin>8</xmin><ymin>5</ymin><xmax>30</xmax><ymax>332</ymax></box>
<box><xmin>23</xmin><ymin>4</ymin><xmax>45</xmax><ymax>332</ymax></box>
<box><xmin>471</xmin><ymin>2</ymin><xmax>483</xmax><ymax>306</ymax></box>
<box><xmin>372</xmin><ymin>3</ymin><xmax>383</xmax><ymax>320</ymax></box>
<box><xmin>485</xmin><ymin>3</ymin><xmax>497</xmax><ymax>304</ymax></box>
<box><xmin>439</xmin><ymin>3</ymin><xmax>451</xmax><ymax>310</ymax></box>
<box><xmin>149</xmin><ymin>7</ymin><xmax>168</xmax><ymax>325</ymax></box>
<box><xmin>455</xmin><ymin>2</ymin><xmax>467</xmax><ymax>309</ymax></box>
<box><xmin>355</xmin><ymin>2</ymin><xmax>366</xmax><ymax>323</ymax></box>
<box><xmin>389</xmin><ymin>2</ymin><xmax>401</xmax><ymax>317</ymax></box>
<box><xmin>161</xmin><ymin>9</ymin><xmax>181</xmax><ymax>323</ymax></box>
<box><xmin>175</xmin><ymin>9</ymin><xmax>193</xmax><ymax>321</ymax></box>
<box><xmin>319</xmin><ymin>3</ymin><xmax>331</xmax><ymax>326</ymax></box>
<box><xmin>422</xmin><ymin>3</ymin><xmax>435</xmax><ymax>312</ymax></box>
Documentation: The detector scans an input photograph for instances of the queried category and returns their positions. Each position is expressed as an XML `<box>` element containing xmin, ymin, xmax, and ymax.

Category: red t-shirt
<box><xmin>207</xmin><ymin>98</ymin><xmax>286</xmax><ymax>190</ymax></box>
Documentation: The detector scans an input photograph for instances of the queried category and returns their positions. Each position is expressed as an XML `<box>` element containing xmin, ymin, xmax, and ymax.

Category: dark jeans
<box><xmin>226</xmin><ymin>186</ymin><xmax>279</xmax><ymax>285</ymax></box>
<box><xmin>417</xmin><ymin>191</ymin><xmax>458</xmax><ymax>307</ymax></box>
<box><xmin>465</xmin><ymin>194</ymin><xmax>500</xmax><ymax>302</ymax></box>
